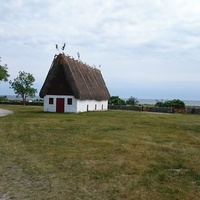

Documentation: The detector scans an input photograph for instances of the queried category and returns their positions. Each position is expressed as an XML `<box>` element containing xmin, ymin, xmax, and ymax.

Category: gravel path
<box><xmin>0</xmin><ymin>109</ymin><xmax>13</xmax><ymax>117</ymax></box>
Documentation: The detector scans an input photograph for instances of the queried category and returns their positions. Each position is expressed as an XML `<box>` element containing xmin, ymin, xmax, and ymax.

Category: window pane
<box><xmin>67</xmin><ymin>98</ymin><xmax>72</xmax><ymax>105</ymax></box>
<box><xmin>49</xmin><ymin>98</ymin><xmax>54</xmax><ymax>104</ymax></box>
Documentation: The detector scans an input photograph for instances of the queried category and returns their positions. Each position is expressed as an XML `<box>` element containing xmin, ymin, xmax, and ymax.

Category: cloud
<box><xmin>0</xmin><ymin>0</ymin><xmax>200</xmax><ymax>100</ymax></box>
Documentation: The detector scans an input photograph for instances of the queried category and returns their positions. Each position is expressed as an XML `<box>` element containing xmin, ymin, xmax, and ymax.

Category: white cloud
<box><xmin>0</xmin><ymin>0</ymin><xmax>200</xmax><ymax>99</ymax></box>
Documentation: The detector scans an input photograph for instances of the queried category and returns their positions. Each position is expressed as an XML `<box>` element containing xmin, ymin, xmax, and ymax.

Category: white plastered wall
<box><xmin>43</xmin><ymin>95</ymin><xmax>108</xmax><ymax>113</ymax></box>
<box><xmin>77</xmin><ymin>99</ymin><xmax>108</xmax><ymax>112</ymax></box>
<box><xmin>43</xmin><ymin>95</ymin><xmax>77</xmax><ymax>112</ymax></box>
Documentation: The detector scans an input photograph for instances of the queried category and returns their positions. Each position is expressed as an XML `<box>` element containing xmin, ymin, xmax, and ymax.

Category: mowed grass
<box><xmin>0</xmin><ymin>105</ymin><xmax>200</xmax><ymax>200</ymax></box>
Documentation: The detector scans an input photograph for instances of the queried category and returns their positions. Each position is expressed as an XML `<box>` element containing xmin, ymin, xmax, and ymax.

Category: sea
<box><xmin>2</xmin><ymin>95</ymin><xmax>200</xmax><ymax>107</ymax></box>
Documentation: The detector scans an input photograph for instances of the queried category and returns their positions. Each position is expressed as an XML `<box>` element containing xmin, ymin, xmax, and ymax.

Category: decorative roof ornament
<box><xmin>77</xmin><ymin>52</ymin><xmax>80</xmax><ymax>60</ymax></box>
<box><xmin>61</xmin><ymin>43</ymin><xmax>66</xmax><ymax>52</ymax></box>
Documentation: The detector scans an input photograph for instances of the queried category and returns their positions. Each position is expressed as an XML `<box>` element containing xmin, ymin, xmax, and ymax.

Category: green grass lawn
<box><xmin>0</xmin><ymin>105</ymin><xmax>200</xmax><ymax>200</ymax></box>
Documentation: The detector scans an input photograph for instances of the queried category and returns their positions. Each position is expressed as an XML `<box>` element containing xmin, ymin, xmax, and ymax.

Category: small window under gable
<box><xmin>67</xmin><ymin>98</ymin><xmax>72</xmax><ymax>105</ymax></box>
<box><xmin>49</xmin><ymin>98</ymin><xmax>54</xmax><ymax>104</ymax></box>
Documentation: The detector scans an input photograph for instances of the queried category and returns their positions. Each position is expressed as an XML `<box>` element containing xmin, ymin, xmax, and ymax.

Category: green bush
<box><xmin>155</xmin><ymin>99</ymin><xmax>185</xmax><ymax>109</ymax></box>
<box><xmin>0</xmin><ymin>96</ymin><xmax>8</xmax><ymax>102</ymax></box>
<box><xmin>109</xmin><ymin>96</ymin><xmax>126</xmax><ymax>105</ymax></box>
<box><xmin>126</xmin><ymin>96</ymin><xmax>139</xmax><ymax>106</ymax></box>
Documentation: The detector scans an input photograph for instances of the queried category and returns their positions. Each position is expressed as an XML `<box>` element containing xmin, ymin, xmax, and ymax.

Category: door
<box><xmin>56</xmin><ymin>98</ymin><xmax>65</xmax><ymax>113</ymax></box>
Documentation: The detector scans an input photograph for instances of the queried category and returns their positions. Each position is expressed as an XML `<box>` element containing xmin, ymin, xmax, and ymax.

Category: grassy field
<box><xmin>0</xmin><ymin>105</ymin><xmax>200</xmax><ymax>200</ymax></box>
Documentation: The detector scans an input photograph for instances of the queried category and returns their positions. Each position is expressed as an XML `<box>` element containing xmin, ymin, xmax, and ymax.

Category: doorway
<box><xmin>56</xmin><ymin>98</ymin><xmax>65</xmax><ymax>113</ymax></box>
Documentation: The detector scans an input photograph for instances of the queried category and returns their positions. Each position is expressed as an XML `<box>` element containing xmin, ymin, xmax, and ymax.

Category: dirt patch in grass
<box><xmin>0</xmin><ymin>108</ymin><xmax>13</xmax><ymax>117</ymax></box>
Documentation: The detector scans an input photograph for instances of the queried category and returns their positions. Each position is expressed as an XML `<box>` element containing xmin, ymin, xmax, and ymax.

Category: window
<box><xmin>67</xmin><ymin>98</ymin><xmax>72</xmax><ymax>105</ymax></box>
<box><xmin>95</xmin><ymin>104</ymin><xmax>97</xmax><ymax>110</ymax></box>
<box><xmin>49</xmin><ymin>98</ymin><xmax>54</xmax><ymax>104</ymax></box>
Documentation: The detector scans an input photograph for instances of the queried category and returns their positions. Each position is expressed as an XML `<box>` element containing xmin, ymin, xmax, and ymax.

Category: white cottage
<box><xmin>39</xmin><ymin>54</ymin><xmax>110</xmax><ymax>113</ymax></box>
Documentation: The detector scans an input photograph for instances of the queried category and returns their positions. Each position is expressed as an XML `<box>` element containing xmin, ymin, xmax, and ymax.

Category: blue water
<box><xmin>2</xmin><ymin>95</ymin><xmax>200</xmax><ymax>106</ymax></box>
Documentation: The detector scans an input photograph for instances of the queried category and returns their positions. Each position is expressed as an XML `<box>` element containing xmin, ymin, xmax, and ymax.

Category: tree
<box><xmin>109</xmin><ymin>96</ymin><xmax>126</xmax><ymax>105</ymax></box>
<box><xmin>126</xmin><ymin>96</ymin><xmax>139</xmax><ymax>106</ymax></box>
<box><xmin>155</xmin><ymin>99</ymin><xmax>185</xmax><ymax>109</ymax></box>
<box><xmin>9</xmin><ymin>71</ymin><xmax>37</xmax><ymax>105</ymax></box>
<box><xmin>155</xmin><ymin>100</ymin><xmax>164</xmax><ymax>107</ymax></box>
<box><xmin>0</xmin><ymin>57</ymin><xmax>10</xmax><ymax>82</ymax></box>
<box><xmin>167</xmin><ymin>99</ymin><xmax>185</xmax><ymax>109</ymax></box>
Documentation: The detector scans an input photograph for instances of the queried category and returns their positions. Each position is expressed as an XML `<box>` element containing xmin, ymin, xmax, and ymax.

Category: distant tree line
<box><xmin>109</xmin><ymin>96</ymin><xmax>186</xmax><ymax>109</ymax></box>
<box><xmin>109</xmin><ymin>96</ymin><xmax>139</xmax><ymax>106</ymax></box>
<box><xmin>155</xmin><ymin>99</ymin><xmax>185</xmax><ymax>109</ymax></box>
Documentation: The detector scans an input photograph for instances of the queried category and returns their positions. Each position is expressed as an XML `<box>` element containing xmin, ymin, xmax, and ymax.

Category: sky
<box><xmin>0</xmin><ymin>0</ymin><xmax>200</xmax><ymax>100</ymax></box>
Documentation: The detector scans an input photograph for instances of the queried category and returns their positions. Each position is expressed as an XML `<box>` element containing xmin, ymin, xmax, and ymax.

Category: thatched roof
<box><xmin>39</xmin><ymin>54</ymin><xmax>110</xmax><ymax>100</ymax></box>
